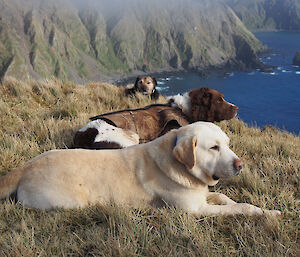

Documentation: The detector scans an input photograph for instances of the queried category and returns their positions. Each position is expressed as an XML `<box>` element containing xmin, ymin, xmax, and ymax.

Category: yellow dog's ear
<box><xmin>173</xmin><ymin>136</ymin><xmax>197</xmax><ymax>169</ymax></box>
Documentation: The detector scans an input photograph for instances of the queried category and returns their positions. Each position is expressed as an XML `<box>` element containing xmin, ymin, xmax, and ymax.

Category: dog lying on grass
<box><xmin>74</xmin><ymin>87</ymin><xmax>238</xmax><ymax>149</ymax></box>
<box><xmin>0</xmin><ymin>122</ymin><xmax>280</xmax><ymax>216</ymax></box>
<box><xmin>125</xmin><ymin>76</ymin><xmax>160</xmax><ymax>100</ymax></box>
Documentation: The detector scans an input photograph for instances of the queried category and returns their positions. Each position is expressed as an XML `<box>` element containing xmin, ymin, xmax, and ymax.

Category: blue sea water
<box><xmin>156</xmin><ymin>32</ymin><xmax>300</xmax><ymax>135</ymax></box>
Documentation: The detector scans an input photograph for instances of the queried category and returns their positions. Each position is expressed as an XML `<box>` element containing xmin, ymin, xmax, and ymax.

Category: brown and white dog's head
<box><xmin>126</xmin><ymin>76</ymin><xmax>160</xmax><ymax>100</ymax></box>
<box><xmin>172</xmin><ymin>122</ymin><xmax>242</xmax><ymax>186</ymax></box>
<box><xmin>134</xmin><ymin>76</ymin><xmax>157</xmax><ymax>95</ymax></box>
<box><xmin>167</xmin><ymin>87</ymin><xmax>238</xmax><ymax>122</ymax></box>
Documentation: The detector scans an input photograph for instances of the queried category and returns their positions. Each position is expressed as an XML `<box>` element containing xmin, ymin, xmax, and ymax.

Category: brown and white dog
<box><xmin>73</xmin><ymin>87</ymin><xmax>238</xmax><ymax>150</ymax></box>
<box><xmin>0</xmin><ymin>122</ymin><xmax>281</xmax><ymax>216</ymax></box>
<box><xmin>125</xmin><ymin>76</ymin><xmax>160</xmax><ymax>100</ymax></box>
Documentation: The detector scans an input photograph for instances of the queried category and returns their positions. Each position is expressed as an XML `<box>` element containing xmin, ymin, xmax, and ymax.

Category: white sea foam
<box><xmin>296</xmin><ymin>71</ymin><xmax>300</xmax><ymax>75</ymax></box>
<box><xmin>156</xmin><ymin>86</ymin><xmax>169</xmax><ymax>91</ymax></box>
<box><xmin>157</xmin><ymin>81</ymin><xmax>165</xmax><ymax>85</ymax></box>
<box><xmin>262</xmin><ymin>71</ymin><xmax>277</xmax><ymax>75</ymax></box>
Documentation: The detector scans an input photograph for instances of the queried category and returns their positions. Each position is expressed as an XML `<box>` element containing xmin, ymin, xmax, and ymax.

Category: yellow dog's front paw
<box><xmin>264</xmin><ymin>209</ymin><xmax>281</xmax><ymax>217</ymax></box>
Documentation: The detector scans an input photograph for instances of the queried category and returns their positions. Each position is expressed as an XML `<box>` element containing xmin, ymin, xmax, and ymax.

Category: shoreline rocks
<box><xmin>293</xmin><ymin>52</ymin><xmax>300</xmax><ymax>66</ymax></box>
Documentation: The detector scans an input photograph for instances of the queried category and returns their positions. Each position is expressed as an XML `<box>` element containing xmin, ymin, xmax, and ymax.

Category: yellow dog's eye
<box><xmin>210</xmin><ymin>145</ymin><xmax>220</xmax><ymax>151</ymax></box>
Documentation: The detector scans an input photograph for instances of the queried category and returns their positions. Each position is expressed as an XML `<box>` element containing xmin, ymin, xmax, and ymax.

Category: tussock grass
<box><xmin>0</xmin><ymin>77</ymin><xmax>299</xmax><ymax>256</ymax></box>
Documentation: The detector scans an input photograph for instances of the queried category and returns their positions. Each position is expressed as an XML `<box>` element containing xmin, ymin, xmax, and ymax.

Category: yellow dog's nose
<box><xmin>233</xmin><ymin>159</ymin><xmax>243</xmax><ymax>172</ymax></box>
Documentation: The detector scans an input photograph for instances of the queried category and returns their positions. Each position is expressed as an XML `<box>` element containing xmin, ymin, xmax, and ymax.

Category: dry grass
<box><xmin>0</xmin><ymin>77</ymin><xmax>299</xmax><ymax>256</ymax></box>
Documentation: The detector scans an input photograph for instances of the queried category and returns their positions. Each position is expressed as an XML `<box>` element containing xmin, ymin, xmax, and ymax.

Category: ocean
<box><xmin>156</xmin><ymin>31</ymin><xmax>300</xmax><ymax>135</ymax></box>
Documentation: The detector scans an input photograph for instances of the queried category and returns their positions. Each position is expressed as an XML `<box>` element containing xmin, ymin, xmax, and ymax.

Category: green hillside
<box><xmin>0</xmin><ymin>0</ymin><xmax>263</xmax><ymax>82</ymax></box>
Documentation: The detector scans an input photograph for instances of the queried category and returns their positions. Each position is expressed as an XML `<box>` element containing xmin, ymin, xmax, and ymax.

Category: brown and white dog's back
<box><xmin>73</xmin><ymin>87</ymin><xmax>238</xmax><ymax>150</ymax></box>
<box><xmin>73</xmin><ymin>119</ymin><xmax>139</xmax><ymax>149</ymax></box>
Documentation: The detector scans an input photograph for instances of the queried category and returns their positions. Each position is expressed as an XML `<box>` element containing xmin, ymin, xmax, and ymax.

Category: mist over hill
<box><xmin>225</xmin><ymin>0</ymin><xmax>300</xmax><ymax>31</ymax></box>
<box><xmin>0</xmin><ymin>0</ymin><xmax>263</xmax><ymax>82</ymax></box>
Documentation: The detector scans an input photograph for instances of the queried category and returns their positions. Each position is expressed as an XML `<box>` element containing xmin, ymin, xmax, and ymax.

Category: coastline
<box><xmin>113</xmin><ymin>30</ymin><xmax>300</xmax><ymax>86</ymax></box>
<box><xmin>146</xmin><ymin>31</ymin><xmax>300</xmax><ymax>134</ymax></box>
<box><xmin>112</xmin><ymin>61</ymin><xmax>271</xmax><ymax>87</ymax></box>
<box><xmin>251</xmin><ymin>29</ymin><xmax>300</xmax><ymax>33</ymax></box>
<box><xmin>112</xmin><ymin>29</ymin><xmax>300</xmax><ymax>86</ymax></box>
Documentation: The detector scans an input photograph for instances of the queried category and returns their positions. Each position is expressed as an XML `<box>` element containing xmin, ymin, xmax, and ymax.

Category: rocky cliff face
<box><xmin>225</xmin><ymin>0</ymin><xmax>300</xmax><ymax>31</ymax></box>
<box><xmin>0</xmin><ymin>0</ymin><xmax>263</xmax><ymax>82</ymax></box>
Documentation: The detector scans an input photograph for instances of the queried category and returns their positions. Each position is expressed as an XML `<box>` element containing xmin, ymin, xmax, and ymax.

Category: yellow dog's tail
<box><xmin>0</xmin><ymin>168</ymin><xmax>24</xmax><ymax>199</ymax></box>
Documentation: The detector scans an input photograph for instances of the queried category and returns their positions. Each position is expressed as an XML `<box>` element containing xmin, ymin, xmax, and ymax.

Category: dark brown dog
<box><xmin>125</xmin><ymin>76</ymin><xmax>160</xmax><ymax>100</ymax></box>
<box><xmin>73</xmin><ymin>87</ymin><xmax>238</xmax><ymax>149</ymax></box>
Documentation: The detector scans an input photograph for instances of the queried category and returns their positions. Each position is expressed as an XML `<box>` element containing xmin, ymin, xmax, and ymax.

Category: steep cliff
<box><xmin>0</xmin><ymin>0</ymin><xmax>263</xmax><ymax>82</ymax></box>
<box><xmin>225</xmin><ymin>0</ymin><xmax>300</xmax><ymax>31</ymax></box>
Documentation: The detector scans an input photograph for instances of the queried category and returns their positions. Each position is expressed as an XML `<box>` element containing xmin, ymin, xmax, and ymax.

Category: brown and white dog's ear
<box><xmin>134</xmin><ymin>77</ymin><xmax>141</xmax><ymax>89</ymax></box>
<box><xmin>173</xmin><ymin>136</ymin><xmax>197</xmax><ymax>170</ymax></box>
<box><xmin>151</xmin><ymin>77</ymin><xmax>157</xmax><ymax>86</ymax></box>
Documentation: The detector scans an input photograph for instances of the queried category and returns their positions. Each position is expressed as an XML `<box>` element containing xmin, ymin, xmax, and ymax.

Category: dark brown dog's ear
<box><xmin>173</xmin><ymin>136</ymin><xmax>197</xmax><ymax>170</ymax></box>
<box><xmin>189</xmin><ymin>88</ymin><xmax>213</xmax><ymax>122</ymax></box>
<box><xmin>201</xmin><ymin>91</ymin><xmax>212</xmax><ymax>107</ymax></box>
<box><xmin>191</xmin><ymin>88</ymin><xmax>211</xmax><ymax>106</ymax></box>
<box><xmin>151</xmin><ymin>89</ymin><xmax>160</xmax><ymax>100</ymax></box>
<box><xmin>152</xmin><ymin>77</ymin><xmax>157</xmax><ymax>86</ymax></box>
<box><xmin>134</xmin><ymin>77</ymin><xmax>141</xmax><ymax>88</ymax></box>
<box><xmin>125</xmin><ymin>87</ymin><xmax>136</xmax><ymax>96</ymax></box>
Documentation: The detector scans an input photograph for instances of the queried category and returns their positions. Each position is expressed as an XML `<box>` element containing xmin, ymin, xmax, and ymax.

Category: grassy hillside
<box><xmin>0</xmin><ymin>78</ymin><xmax>299</xmax><ymax>256</ymax></box>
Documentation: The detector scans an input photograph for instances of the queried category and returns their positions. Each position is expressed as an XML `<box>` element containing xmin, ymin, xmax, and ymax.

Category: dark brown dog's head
<box><xmin>189</xmin><ymin>88</ymin><xmax>238</xmax><ymax>122</ymax></box>
<box><xmin>134</xmin><ymin>76</ymin><xmax>158</xmax><ymax>96</ymax></box>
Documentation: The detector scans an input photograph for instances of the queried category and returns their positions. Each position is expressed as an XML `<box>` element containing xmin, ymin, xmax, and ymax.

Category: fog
<box><xmin>72</xmin><ymin>0</ymin><xmax>223</xmax><ymax>19</ymax></box>
<box><xmin>23</xmin><ymin>0</ymin><xmax>222</xmax><ymax>13</ymax></box>
<box><xmin>2</xmin><ymin>0</ymin><xmax>227</xmax><ymax>27</ymax></box>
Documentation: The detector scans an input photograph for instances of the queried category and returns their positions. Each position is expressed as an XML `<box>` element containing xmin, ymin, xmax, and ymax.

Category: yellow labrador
<box><xmin>0</xmin><ymin>122</ymin><xmax>280</xmax><ymax>216</ymax></box>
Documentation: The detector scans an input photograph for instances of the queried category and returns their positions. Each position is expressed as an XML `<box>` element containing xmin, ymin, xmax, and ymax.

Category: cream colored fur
<box><xmin>166</xmin><ymin>92</ymin><xmax>192</xmax><ymax>117</ymax></box>
<box><xmin>0</xmin><ymin>122</ymin><xmax>280</xmax><ymax>216</ymax></box>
